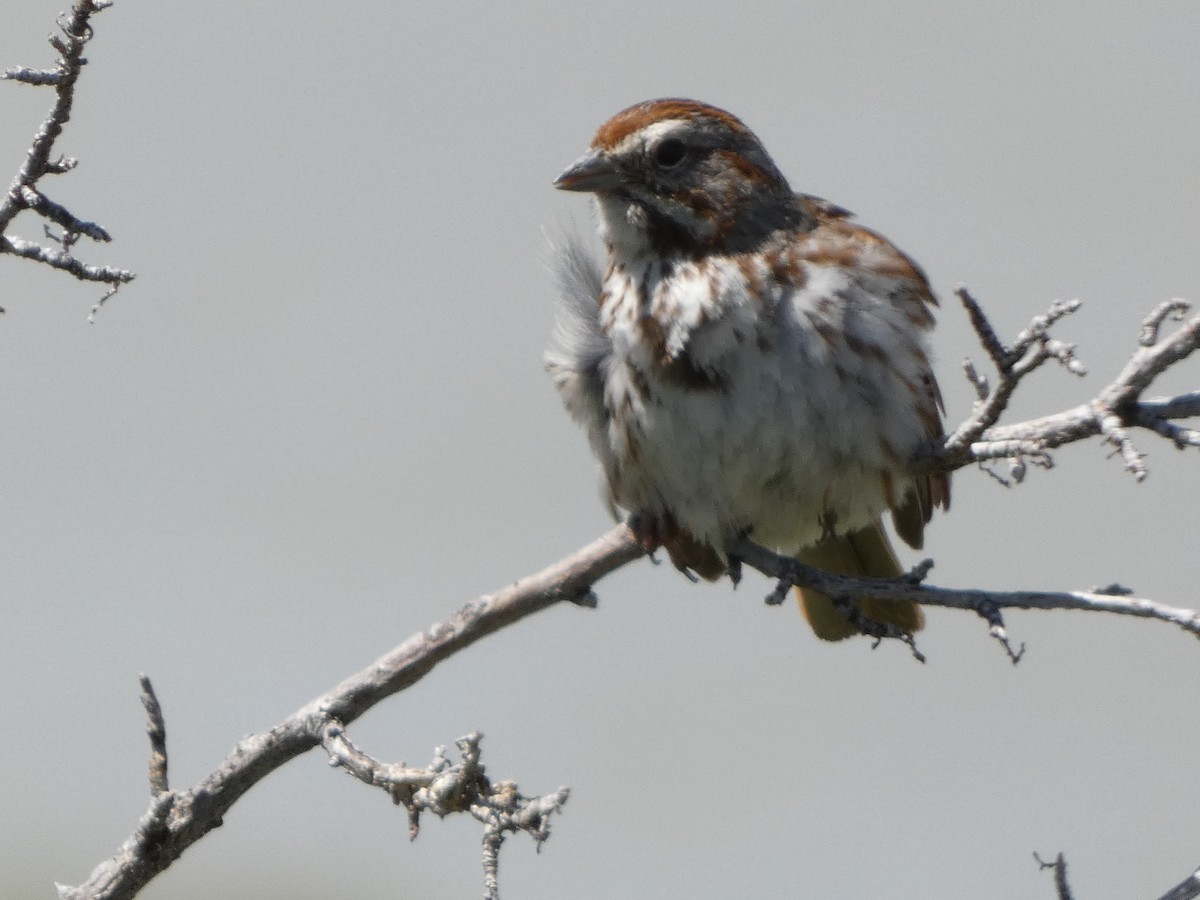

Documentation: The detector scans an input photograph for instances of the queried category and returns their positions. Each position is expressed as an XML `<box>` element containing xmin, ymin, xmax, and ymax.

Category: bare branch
<box><xmin>967</xmin><ymin>439</ymin><xmax>1054</xmax><ymax>467</ymax></box>
<box><xmin>1093</xmin><ymin>399</ymin><xmax>1148</xmax><ymax>480</ymax></box>
<box><xmin>1156</xmin><ymin>864</ymin><xmax>1200</xmax><ymax>900</ymax></box>
<box><xmin>1139</xmin><ymin>412</ymin><xmax>1200</xmax><ymax>450</ymax></box>
<box><xmin>929</xmin><ymin>296</ymin><xmax>1199</xmax><ymax>481</ymax></box>
<box><xmin>1</xmin><ymin>0</ymin><xmax>134</xmax><ymax>299</ymax></box>
<box><xmin>1110</xmin><ymin>301</ymin><xmax>1200</xmax><ymax>400</ymax></box>
<box><xmin>65</xmin><ymin>524</ymin><xmax>1196</xmax><ymax>893</ymax></box>
<box><xmin>19</xmin><ymin>184</ymin><xmax>111</xmax><ymax>241</ymax></box>
<box><xmin>59</xmin><ymin>527</ymin><xmax>640</xmax><ymax>900</ymax></box>
<box><xmin>729</xmin><ymin>535</ymin><xmax>1200</xmax><ymax>650</ymax></box>
<box><xmin>3</xmin><ymin>66</ymin><xmax>63</xmax><ymax>85</ymax></box>
<box><xmin>1139</xmin><ymin>391</ymin><xmax>1200</xmax><ymax>421</ymax></box>
<box><xmin>1</xmin><ymin>234</ymin><xmax>133</xmax><ymax>283</ymax></box>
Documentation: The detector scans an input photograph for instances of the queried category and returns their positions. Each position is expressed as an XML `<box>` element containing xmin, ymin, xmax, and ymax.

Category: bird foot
<box><xmin>627</xmin><ymin>511</ymin><xmax>725</xmax><ymax>582</ymax></box>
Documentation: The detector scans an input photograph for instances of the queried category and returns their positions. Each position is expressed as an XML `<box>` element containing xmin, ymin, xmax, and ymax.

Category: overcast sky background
<box><xmin>2</xmin><ymin>2</ymin><xmax>1199</xmax><ymax>898</ymax></box>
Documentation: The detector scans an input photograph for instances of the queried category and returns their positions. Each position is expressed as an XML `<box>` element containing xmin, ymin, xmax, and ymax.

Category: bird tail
<box><xmin>795</xmin><ymin>521</ymin><xmax>923</xmax><ymax>641</ymax></box>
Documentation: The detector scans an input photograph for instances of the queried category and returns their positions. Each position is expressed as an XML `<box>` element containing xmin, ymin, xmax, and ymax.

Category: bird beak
<box><xmin>554</xmin><ymin>148</ymin><xmax>623</xmax><ymax>192</ymax></box>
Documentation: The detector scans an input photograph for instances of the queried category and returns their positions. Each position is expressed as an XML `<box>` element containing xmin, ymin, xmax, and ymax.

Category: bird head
<box><xmin>555</xmin><ymin>98</ymin><xmax>807</xmax><ymax>259</ymax></box>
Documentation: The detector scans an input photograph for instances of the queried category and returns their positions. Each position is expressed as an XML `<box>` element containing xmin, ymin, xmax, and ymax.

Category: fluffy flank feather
<box><xmin>544</xmin><ymin>232</ymin><xmax>608</xmax><ymax>385</ymax></box>
<box><xmin>544</xmin><ymin>233</ymin><xmax>622</xmax><ymax>518</ymax></box>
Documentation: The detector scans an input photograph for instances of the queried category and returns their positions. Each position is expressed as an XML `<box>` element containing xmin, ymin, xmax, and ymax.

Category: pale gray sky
<box><xmin>2</xmin><ymin>2</ymin><xmax>1199</xmax><ymax>898</ymax></box>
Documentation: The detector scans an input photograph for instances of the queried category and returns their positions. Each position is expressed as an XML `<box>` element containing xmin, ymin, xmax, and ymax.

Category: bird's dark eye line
<box><xmin>653</xmin><ymin>137</ymin><xmax>687</xmax><ymax>168</ymax></box>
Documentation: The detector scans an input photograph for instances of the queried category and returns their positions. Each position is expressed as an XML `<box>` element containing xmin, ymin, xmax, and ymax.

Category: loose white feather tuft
<box><xmin>544</xmin><ymin>231</ymin><xmax>609</xmax><ymax>409</ymax></box>
<box><xmin>544</xmin><ymin>231</ymin><xmax>621</xmax><ymax>519</ymax></box>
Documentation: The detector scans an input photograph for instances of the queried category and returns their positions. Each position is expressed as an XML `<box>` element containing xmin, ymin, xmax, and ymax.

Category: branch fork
<box><xmin>932</xmin><ymin>291</ymin><xmax>1199</xmax><ymax>487</ymax></box>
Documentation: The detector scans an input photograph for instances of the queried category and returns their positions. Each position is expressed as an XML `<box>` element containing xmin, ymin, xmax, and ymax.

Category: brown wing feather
<box><xmin>805</xmin><ymin>212</ymin><xmax>951</xmax><ymax>550</ymax></box>
<box><xmin>793</xmin><ymin>208</ymin><xmax>949</xmax><ymax>641</ymax></box>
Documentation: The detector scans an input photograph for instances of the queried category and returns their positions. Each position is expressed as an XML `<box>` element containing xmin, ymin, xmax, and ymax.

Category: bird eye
<box><xmin>653</xmin><ymin>137</ymin><xmax>687</xmax><ymax>168</ymax></box>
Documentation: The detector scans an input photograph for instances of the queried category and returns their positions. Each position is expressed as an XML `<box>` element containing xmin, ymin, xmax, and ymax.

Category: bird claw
<box><xmin>764</xmin><ymin>573</ymin><xmax>793</xmax><ymax>606</ymax></box>
<box><xmin>726</xmin><ymin>554</ymin><xmax>743</xmax><ymax>588</ymax></box>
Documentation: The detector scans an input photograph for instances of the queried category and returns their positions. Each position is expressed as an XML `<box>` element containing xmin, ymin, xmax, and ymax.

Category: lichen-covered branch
<box><xmin>1</xmin><ymin>0</ymin><xmax>134</xmax><ymax>308</ymax></box>
<box><xmin>931</xmin><ymin>293</ymin><xmax>1199</xmax><ymax>483</ymax></box>
<box><xmin>322</xmin><ymin>725</ymin><xmax>569</xmax><ymax>900</ymax></box>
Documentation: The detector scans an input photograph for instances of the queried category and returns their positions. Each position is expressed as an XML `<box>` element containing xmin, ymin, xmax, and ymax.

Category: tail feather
<box><xmin>795</xmin><ymin>521</ymin><xmax>923</xmax><ymax>641</ymax></box>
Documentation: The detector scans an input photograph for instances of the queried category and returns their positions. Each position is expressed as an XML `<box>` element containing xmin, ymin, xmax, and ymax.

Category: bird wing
<box><xmin>801</xmin><ymin>212</ymin><xmax>951</xmax><ymax>547</ymax></box>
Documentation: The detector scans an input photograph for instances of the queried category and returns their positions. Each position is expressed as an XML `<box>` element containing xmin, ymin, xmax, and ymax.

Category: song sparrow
<box><xmin>547</xmin><ymin>99</ymin><xmax>949</xmax><ymax>640</ymax></box>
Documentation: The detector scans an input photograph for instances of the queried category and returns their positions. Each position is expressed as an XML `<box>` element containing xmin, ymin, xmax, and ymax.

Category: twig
<box><xmin>957</xmin><ymin>285</ymin><xmax>1010</xmax><ymax>371</ymax></box>
<box><xmin>1140</xmin><ymin>300</ymin><xmax>1191</xmax><ymax>347</ymax></box>
<box><xmin>19</xmin><ymin>184</ymin><xmax>111</xmax><ymax>241</ymax></box>
<box><xmin>1</xmin><ymin>234</ymin><xmax>133</xmax><ymax>282</ymax></box>
<box><xmin>137</xmin><ymin>675</ymin><xmax>168</xmax><ymax>796</ymax></box>
<box><xmin>942</xmin><ymin>291</ymin><xmax>1087</xmax><ymax>469</ymax></box>
<box><xmin>87</xmin><ymin>283</ymin><xmax>119</xmax><ymax>323</ymax></box>
<box><xmin>1093</xmin><ymin>399</ymin><xmax>1147</xmax><ymax>480</ymax></box>
<box><xmin>1034</xmin><ymin>852</ymin><xmax>1075</xmax><ymax>900</ymax></box>
<box><xmin>975</xmin><ymin>602</ymin><xmax>1025</xmax><ymax>665</ymax></box>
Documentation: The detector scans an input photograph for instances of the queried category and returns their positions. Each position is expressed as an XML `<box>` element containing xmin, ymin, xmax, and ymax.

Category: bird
<box><xmin>546</xmin><ymin>98</ymin><xmax>949</xmax><ymax>641</ymax></box>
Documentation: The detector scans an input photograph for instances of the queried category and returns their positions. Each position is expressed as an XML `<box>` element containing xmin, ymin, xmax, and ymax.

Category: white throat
<box><xmin>594</xmin><ymin>194</ymin><xmax>652</xmax><ymax>259</ymax></box>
